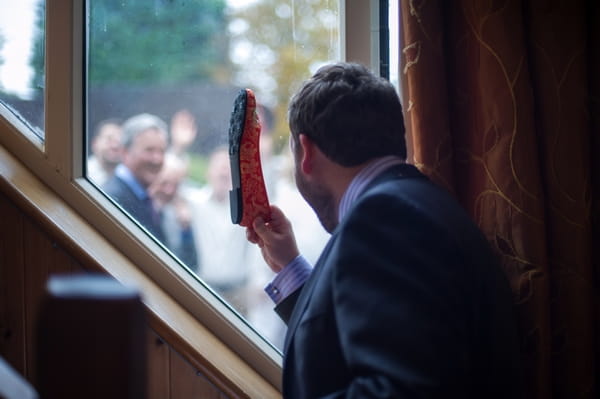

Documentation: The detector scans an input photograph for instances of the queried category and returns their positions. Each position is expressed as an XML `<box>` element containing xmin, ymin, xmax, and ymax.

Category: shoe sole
<box><xmin>228</xmin><ymin>88</ymin><xmax>271</xmax><ymax>226</ymax></box>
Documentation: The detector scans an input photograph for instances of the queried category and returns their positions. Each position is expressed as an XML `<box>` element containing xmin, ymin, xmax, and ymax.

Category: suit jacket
<box><xmin>161</xmin><ymin>203</ymin><xmax>199</xmax><ymax>271</ymax></box>
<box><xmin>102</xmin><ymin>175</ymin><xmax>166</xmax><ymax>244</ymax></box>
<box><xmin>276</xmin><ymin>164</ymin><xmax>521</xmax><ymax>399</ymax></box>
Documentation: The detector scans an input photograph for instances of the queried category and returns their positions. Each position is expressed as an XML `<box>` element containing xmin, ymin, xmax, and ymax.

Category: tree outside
<box><xmin>229</xmin><ymin>0</ymin><xmax>339</xmax><ymax>151</ymax></box>
<box><xmin>29</xmin><ymin>0</ymin><xmax>45</xmax><ymax>99</ymax></box>
<box><xmin>88</xmin><ymin>0</ymin><xmax>230</xmax><ymax>84</ymax></box>
<box><xmin>0</xmin><ymin>0</ymin><xmax>45</xmax><ymax>134</ymax></box>
<box><xmin>24</xmin><ymin>0</ymin><xmax>339</xmax><ymax>154</ymax></box>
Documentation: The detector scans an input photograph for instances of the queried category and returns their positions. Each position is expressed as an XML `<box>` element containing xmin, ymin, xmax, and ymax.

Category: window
<box><xmin>0</xmin><ymin>0</ymin><xmax>45</xmax><ymax>140</ymax></box>
<box><xmin>0</xmin><ymin>0</ymin><xmax>396</xmax><ymax>386</ymax></box>
<box><xmin>85</xmin><ymin>0</ymin><xmax>338</xmax><ymax>352</ymax></box>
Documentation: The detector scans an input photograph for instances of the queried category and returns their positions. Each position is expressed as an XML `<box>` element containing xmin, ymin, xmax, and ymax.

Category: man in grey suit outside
<box><xmin>246</xmin><ymin>62</ymin><xmax>522</xmax><ymax>398</ymax></box>
<box><xmin>102</xmin><ymin>113</ymin><xmax>168</xmax><ymax>243</ymax></box>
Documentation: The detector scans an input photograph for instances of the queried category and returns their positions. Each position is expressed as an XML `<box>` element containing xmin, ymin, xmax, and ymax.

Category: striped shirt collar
<box><xmin>337</xmin><ymin>155</ymin><xmax>405</xmax><ymax>223</ymax></box>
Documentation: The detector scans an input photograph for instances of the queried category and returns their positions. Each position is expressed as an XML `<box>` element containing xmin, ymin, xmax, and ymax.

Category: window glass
<box><xmin>85</xmin><ymin>0</ymin><xmax>339</xmax><ymax>351</ymax></box>
<box><xmin>0</xmin><ymin>0</ymin><xmax>45</xmax><ymax>138</ymax></box>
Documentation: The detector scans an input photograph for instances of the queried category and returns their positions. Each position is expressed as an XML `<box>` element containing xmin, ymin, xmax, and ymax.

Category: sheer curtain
<box><xmin>399</xmin><ymin>1</ymin><xmax>599</xmax><ymax>397</ymax></box>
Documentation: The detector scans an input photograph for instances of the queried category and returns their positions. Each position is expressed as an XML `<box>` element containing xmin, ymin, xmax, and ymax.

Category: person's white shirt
<box><xmin>187</xmin><ymin>185</ymin><xmax>251</xmax><ymax>289</ymax></box>
<box><xmin>87</xmin><ymin>155</ymin><xmax>110</xmax><ymax>186</ymax></box>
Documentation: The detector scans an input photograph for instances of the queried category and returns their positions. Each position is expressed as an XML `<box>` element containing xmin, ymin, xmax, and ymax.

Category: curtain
<box><xmin>399</xmin><ymin>1</ymin><xmax>599</xmax><ymax>398</ymax></box>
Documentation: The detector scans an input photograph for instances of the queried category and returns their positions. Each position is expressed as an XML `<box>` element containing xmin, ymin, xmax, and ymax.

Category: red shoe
<box><xmin>228</xmin><ymin>88</ymin><xmax>271</xmax><ymax>227</ymax></box>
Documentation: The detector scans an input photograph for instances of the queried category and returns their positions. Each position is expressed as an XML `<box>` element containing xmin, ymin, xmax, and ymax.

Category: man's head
<box><xmin>91</xmin><ymin>119</ymin><xmax>122</xmax><ymax>170</ymax></box>
<box><xmin>287</xmin><ymin>63</ymin><xmax>406</xmax><ymax>232</ymax></box>
<box><xmin>120</xmin><ymin>113</ymin><xmax>169</xmax><ymax>188</ymax></box>
<box><xmin>288</xmin><ymin>62</ymin><xmax>406</xmax><ymax>166</ymax></box>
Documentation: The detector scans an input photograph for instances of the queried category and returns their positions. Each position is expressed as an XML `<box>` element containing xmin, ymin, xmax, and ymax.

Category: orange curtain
<box><xmin>399</xmin><ymin>1</ymin><xmax>599</xmax><ymax>398</ymax></box>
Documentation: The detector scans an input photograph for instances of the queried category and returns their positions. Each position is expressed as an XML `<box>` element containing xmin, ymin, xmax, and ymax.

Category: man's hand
<box><xmin>170</xmin><ymin>109</ymin><xmax>197</xmax><ymax>156</ymax></box>
<box><xmin>246</xmin><ymin>205</ymin><xmax>299</xmax><ymax>273</ymax></box>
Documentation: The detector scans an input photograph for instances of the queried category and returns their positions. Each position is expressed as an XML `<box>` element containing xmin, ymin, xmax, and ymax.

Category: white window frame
<box><xmin>0</xmin><ymin>0</ymin><xmax>392</xmax><ymax>388</ymax></box>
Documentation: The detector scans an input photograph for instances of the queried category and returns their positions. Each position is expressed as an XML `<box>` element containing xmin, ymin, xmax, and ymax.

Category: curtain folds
<box><xmin>399</xmin><ymin>1</ymin><xmax>599</xmax><ymax>398</ymax></box>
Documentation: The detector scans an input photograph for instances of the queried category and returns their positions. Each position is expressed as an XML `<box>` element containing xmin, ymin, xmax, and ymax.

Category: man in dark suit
<box><xmin>247</xmin><ymin>63</ymin><xmax>522</xmax><ymax>398</ymax></box>
<box><xmin>102</xmin><ymin>113</ymin><xmax>168</xmax><ymax>243</ymax></box>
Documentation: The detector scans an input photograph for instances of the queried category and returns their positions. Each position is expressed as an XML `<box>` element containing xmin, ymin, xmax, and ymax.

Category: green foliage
<box><xmin>187</xmin><ymin>152</ymin><xmax>209</xmax><ymax>185</ymax></box>
<box><xmin>231</xmin><ymin>0</ymin><xmax>339</xmax><ymax>152</ymax></box>
<box><xmin>88</xmin><ymin>0</ymin><xmax>228</xmax><ymax>84</ymax></box>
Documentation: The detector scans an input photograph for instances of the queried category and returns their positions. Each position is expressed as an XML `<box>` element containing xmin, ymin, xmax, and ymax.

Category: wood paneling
<box><xmin>22</xmin><ymin>215</ymin><xmax>85</xmax><ymax>384</ymax></box>
<box><xmin>170</xmin><ymin>349</ymin><xmax>225</xmax><ymax>399</ymax></box>
<box><xmin>147</xmin><ymin>329</ymin><xmax>170</xmax><ymax>399</ymax></box>
<box><xmin>0</xmin><ymin>194</ymin><xmax>26</xmax><ymax>376</ymax></box>
<box><xmin>0</xmin><ymin>141</ymin><xmax>280</xmax><ymax>398</ymax></box>
<box><xmin>0</xmin><ymin>190</ymin><xmax>267</xmax><ymax>398</ymax></box>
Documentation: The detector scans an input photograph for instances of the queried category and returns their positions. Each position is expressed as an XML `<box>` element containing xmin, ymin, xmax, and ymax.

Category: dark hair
<box><xmin>93</xmin><ymin>118</ymin><xmax>122</xmax><ymax>138</ymax></box>
<box><xmin>288</xmin><ymin>62</ymin><xmax>406</xmax><ymax>166</ymax></box>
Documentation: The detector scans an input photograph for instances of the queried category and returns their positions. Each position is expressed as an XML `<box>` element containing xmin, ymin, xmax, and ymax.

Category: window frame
<box><xmin>0</xmin><ymin>0</ymin><xmax>392</xmax><ymax>389</ymax></box>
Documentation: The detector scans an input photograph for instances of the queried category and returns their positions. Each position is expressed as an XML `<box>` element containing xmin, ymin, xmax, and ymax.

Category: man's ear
<box><xmin>298</xmin><ymin>134</ymin><xmax>314</xmax><ymax>175</ymax></box>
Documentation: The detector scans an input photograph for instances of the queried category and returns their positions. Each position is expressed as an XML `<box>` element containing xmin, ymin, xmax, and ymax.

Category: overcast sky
<box><xmin>0</xmin><ymin>0</ymin><xmax>38</xmax><ymax>98</ymax></box>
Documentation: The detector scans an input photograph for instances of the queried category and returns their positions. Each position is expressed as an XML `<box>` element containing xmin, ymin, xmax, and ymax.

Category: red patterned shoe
<box><xmin>228</xmin><ymin>88</ymin><xmax>271</xmax><ymax>227</ymax></box>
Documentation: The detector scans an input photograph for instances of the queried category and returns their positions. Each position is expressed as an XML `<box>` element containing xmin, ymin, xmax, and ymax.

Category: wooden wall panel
<box><xmin>169</xmin><ymin>349</ymin><xmax>226</xmax><ymax>399</ymax></box>
<box><xmin>147</xmin><ymin>329</ymin><xmax>170</xmax><ymax>399</ymax></box>
<box><xmin>0</xmin><ymin>194</ymin><xmax>26</xmax><ymax>376</ymax></box>
<box><xmin>22</xmin><ymin>214</ymin><xmax>85</xmax><ymax>384</ymax></box>
<box><xmin>0</xmin><ymin>190</ymin><xmax>258</xmax><ymax>398</ymax></box>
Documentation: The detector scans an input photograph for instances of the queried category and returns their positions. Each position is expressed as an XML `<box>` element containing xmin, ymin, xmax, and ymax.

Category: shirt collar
<box><xmin>337</xmin><ymin>156</ymin><xmax>405</xmax><ymax>223</ymax></box>
<box><xmin>115</xmin><ymin>164</ymin><xmax>149</xmax><ymax>201</ymax></box>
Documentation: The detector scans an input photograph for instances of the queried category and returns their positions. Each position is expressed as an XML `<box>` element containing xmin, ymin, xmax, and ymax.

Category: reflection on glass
<box><xmin>0</xmin><ymin>0</ymin><xmax>45</xmax><ymax>138</ymax></box>
<box><xmin>86</xmin><ymin>0</ymin><xmax>338</xmax><ymax>351</ymax></box>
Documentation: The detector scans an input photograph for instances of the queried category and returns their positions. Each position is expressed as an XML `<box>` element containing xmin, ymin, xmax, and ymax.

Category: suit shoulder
<box><xmin>103</xmin><ymin>175</ymin><xmax>127</xmax><ymax>193</ymax></box>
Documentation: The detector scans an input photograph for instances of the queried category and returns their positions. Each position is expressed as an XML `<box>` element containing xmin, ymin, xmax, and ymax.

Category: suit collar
<box><xmin>366</xmin><ymin>163</ymin><xmax>425</xmax><ymax>189</ymax></box>
<box><xmin>338</xmin><ymin>162</ymin><xmax>425</xmax><ymax>224</ymax></box>
<box><xmin>338</xmin><ymin>156</ymin><xmax>404</xmax><ymax>222</ymax></box>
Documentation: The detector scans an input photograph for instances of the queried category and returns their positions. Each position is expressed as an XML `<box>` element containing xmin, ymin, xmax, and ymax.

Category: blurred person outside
<box><xmin>149</xmin><ymin>152</ymin><xmax>199</xmax><ymax>271</ymax></box>
<box><xmin>87</xmin><ymin>119</ymin><xmax>123</xmax><ymax>186</ymax></box>
<box><xmin>188</xmin><ymin>146</ymin><xmax>253</xmax><ymax>314</ymax></box>
<box><xmin>102</xmin><ymin>113</ymin><xmax>168</xmax><ymax>243</ymax></box>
